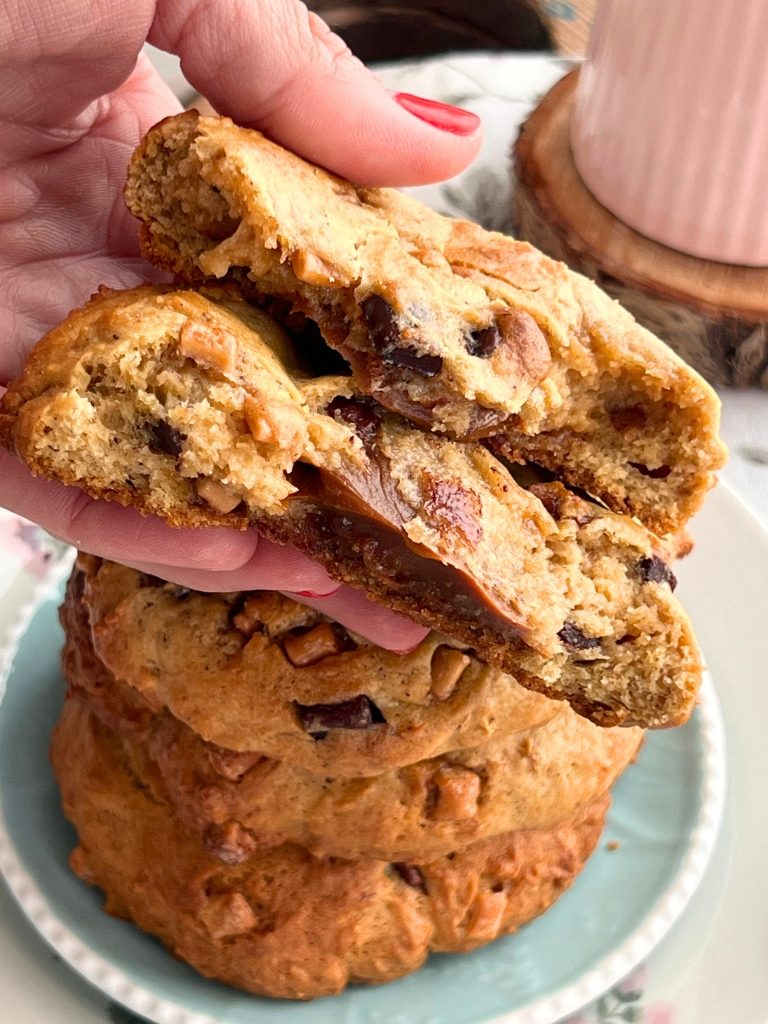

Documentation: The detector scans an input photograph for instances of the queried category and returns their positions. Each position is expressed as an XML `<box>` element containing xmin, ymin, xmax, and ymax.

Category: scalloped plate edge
<box><xmin>495</xmin><ymin>671</ymin><xmax>726</xmax><ymax>1024</ymax></box>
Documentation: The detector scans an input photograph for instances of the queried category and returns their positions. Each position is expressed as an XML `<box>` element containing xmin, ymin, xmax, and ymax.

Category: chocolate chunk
<box><xmin>423</xmin><ymin>478</ymin><xmax>483</xmax><ymax>544</ymax></box>
<box><xmin>528</xmin><ymin>482</ymin><xmax>564</xmax><ymax>520</ymax></box>
<box><xmin>466</xmin><ymin>324</ymin><xmax>502</xmax><ymax>358</ymax></box>
<box><xmin>466</xmin><ymin>309</ymin><xmax>552</xmax><ymax>385</ymax></box>
<box><xmin>294</xmin><ymin>695</ymin><xmax>386</xmax><ymax>737</ymax></box>
<box><xmin>288</xmin><ymin>456</ymin><xmax>416</xmax><ymax>540</ymax></box>
<box><xmin>392</xmin><ymin>862</ymin><xmax>428</xmax><ymax>892</ymax></box>
<box><xmin>638</xmin><ymin>556</ymin><xmax>678</xmax><ymax>591</ymax></box>
<box><xmin>506</xmin><ymin>462</ymin><xmax>605</xmax><ymax>511</ymax></box>
<box><xmin>529</xmin><ymin>483</ymin><xmax>597</xmax><ymax>528</ymax></box>
<box><xmin>383</xmin><ymin>346</ymin><xmax>443</xmax><ymax>377</ymax></box>
<box><xmin>146</xmin><ymin>419</ymin><xmax>186</xmax><ymax>457</ymax></box>
<box><xmin>609</xmin><ymin>406</ymin><xmax>648</xmax><ymax>432</ymax></box>
<box><xmin>361</xmin><ymin>293</ymin><xmax>443</xmax><ymax>377</ymax></box>
<box><xmin>558</xmin><ymin>622</ymin><xmax>602</xmax><ymax>650</ymax></box>
<box><xmin>373</xmin><ymin>378</ymin><xmax>505</xmax><ymax>436</ymax></box>
<box><xmin>361</xmin><ymin>294</ymin><xmax>400</xmax><ymax>350</ymax></box>
<box><xmin>629</xmin><ymin>461</ymin><xmax>672</xmax><ymax>479</ymax></box>
<box><xmin>326</xmin><ymin>396</ymin><xmax>381</xmax><ymax>446</ymax></box>
<box><xmin>282</xmin><ymin>490</ymin><xmax>532</xmax><ymax>648</ymax></box>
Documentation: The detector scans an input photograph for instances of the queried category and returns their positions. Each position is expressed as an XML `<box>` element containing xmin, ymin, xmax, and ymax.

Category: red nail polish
<box><xmin>292</xmin><ymin>586</ymin><xmax>341</xmax><ymax>599</ymax></box>
<box><xmin>394</xmin><ymin>93</ymin><xmax>480</xmax><ymax>136</ymax></box>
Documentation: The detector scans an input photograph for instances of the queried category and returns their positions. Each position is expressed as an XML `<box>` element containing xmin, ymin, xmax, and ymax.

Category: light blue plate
<box><xmin>0</xmin><ymin>587</ymin><xmax>724</xmax><ymax>1024</ymax></box>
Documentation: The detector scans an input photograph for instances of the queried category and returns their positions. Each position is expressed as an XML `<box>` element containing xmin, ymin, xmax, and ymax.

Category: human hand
<box><xmin>0</xmin><ymin>0</ymin><xmax>482</xmax><ymax>647</ymax></box>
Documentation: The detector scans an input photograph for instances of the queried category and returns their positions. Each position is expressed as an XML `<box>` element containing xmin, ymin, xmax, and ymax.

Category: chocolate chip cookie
<box><xmin>124</xmin><ymin>111</ymin><xmax>726</xmax><ymax>534</ymax></box>
<box><xmin>52</xmin><ymin>695</ymin><xmax>609</xmax><ymax>999</ymax></box>
<box><xmin>0</xmin><ymin>284</ymin><xmax>702</xmax><ymax>728</ymax></box>
<box><xmin>70</xmin><ymin>555</ymin><xmax>558</xmax><ymax>776</ymax></box>
<box><xmin>63</xmin><ymin>593</ymin><xmax>642</xmax><ymax>860</ymax></box>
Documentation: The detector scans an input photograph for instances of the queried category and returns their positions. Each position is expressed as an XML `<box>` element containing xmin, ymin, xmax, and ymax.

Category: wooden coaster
<box><xmin>514</xmin><ymin>69</ymin><xmax>768</xmax><ymax>388</ymax></box>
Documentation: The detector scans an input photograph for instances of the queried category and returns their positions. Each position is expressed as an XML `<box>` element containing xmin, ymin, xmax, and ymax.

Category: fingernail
<box><xmin>394</xmin><ymin>93</ymin><xmax>480</xmax><ymax>136</ymax></box>
<box><xmin>390</xmin><ymin>638</ymin><xmax>427</xmax><ymax>656</ymax></box>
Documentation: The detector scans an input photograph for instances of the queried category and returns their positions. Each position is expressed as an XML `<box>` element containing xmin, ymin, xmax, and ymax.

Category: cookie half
<box><xmin>124</xmin><ymin>111</ymin><xmax>726</xmax><ymax>535</ymax></box>
<box><xmin>1</xmin><ymin>284</ymin><xmax>702</xmax><ymax>728</ymax></box>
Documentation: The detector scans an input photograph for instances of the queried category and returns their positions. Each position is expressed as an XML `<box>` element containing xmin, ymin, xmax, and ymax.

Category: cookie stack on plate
<box><xmin>52</xmin><ymin>554</ymin><xmax>642</xmax><ymax>998</ymax></box>
<box><xmin>0</xmin><ymin>113</ymin><xmax>725</xmax><ymax>999</ymax></box>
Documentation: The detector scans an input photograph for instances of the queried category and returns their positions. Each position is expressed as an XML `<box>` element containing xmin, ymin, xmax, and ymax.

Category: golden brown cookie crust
<box><xmin>52</xmin><ymin>696</ymin><xmax>610</xmax><ymax>999</ymax></box>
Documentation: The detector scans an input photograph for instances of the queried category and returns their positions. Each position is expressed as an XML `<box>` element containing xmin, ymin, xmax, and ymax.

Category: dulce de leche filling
<box><xmin>286</xmin><ymin>455</ymin><xmax>533</xmax><ymax>649</ymax></box>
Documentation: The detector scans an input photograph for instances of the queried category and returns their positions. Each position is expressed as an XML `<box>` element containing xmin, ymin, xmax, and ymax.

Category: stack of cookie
<box><xmin>0</xmin><ymin>113</ymin><xmax>725</xmax><ymax>999</ymax></box>
<box><xmin>53</xmin><ymin>554</ymin><xmax>641</xmax><ymax>998</ymax></box>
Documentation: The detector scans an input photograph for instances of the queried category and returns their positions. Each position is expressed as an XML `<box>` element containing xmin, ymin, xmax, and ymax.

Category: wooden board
<box><xmin>514</xmin><ymin>69</ymin><xmax>768</xmax><ymax>387</ymax></box>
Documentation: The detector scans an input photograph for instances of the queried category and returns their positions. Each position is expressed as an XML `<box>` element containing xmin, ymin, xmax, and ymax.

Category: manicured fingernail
<box><xmin>394</xmin><ymin>93</ymin><xmax>480</xmax><ymax>136</ymax></box>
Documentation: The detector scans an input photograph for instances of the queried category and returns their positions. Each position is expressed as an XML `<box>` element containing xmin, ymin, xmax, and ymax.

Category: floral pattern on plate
<box><xmin>562</xmin><ymin>967</ymin><xmax>674</xmax><ymax>1024</ymax></box>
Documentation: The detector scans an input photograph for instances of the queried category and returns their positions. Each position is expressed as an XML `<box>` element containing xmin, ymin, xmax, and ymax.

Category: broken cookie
<box><xmin>123</xmin><ymin>111</ymin><xmax>726</xmax><ymax>534</ymax></box>
<box><xmin>1</xmin><ymin>284</ymin><xmax>702</xmax><ymax>728</ymax></box>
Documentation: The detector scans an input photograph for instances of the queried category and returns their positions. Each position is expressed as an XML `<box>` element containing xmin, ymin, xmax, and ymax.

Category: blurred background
<box><xmin>146</xmin><ymin>0</ymin><xmax>596</xmax><ymax>103</ymax></box>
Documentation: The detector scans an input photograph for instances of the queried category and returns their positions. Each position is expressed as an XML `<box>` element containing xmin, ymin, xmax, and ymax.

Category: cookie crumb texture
<box><xmin>1</xmin><ymin>287</ymin><xmax>702</xmax><ymax>729</ymax></box>
<box><xmin>124</xmin><ymin>111</ymin><xmax>726</xmax><ymax>535</ymax></box>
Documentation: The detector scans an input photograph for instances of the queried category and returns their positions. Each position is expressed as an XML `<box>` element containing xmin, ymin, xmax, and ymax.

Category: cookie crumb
<box><xmin>606</xmin><ymin>840</ymin><xmax>620</xmax><ymax>851</ymax></box>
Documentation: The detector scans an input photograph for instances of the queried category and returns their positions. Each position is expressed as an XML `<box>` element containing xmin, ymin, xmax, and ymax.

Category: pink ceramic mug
<box><xmin>571</xmin><ymin>0</ymin><xmax>768</xmax><ymax>266</ymax></box>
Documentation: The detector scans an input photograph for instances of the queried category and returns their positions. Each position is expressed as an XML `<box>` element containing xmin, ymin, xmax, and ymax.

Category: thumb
<box><xmin>149</xmin><ymin>0</ymin><xmax>482</xmax><ymax>186</ymax></box>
